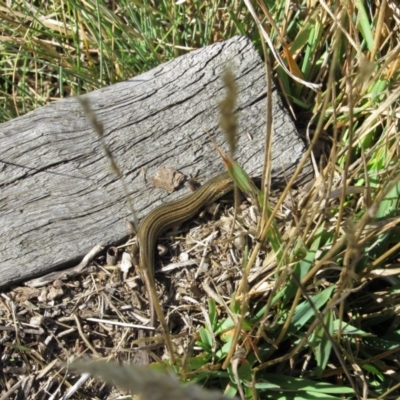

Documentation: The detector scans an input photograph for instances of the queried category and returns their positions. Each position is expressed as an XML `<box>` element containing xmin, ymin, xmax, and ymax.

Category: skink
<box><xmin>136</xmin><ymin>172</ymin><xmax>234</xmax><ymax>328</ymax></box>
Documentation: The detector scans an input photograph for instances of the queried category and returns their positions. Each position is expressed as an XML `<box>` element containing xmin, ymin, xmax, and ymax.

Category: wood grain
<box><xmin>0</xmin><ymin>35</ymin><xmax>313</xmax><ymax>287</ymax></box>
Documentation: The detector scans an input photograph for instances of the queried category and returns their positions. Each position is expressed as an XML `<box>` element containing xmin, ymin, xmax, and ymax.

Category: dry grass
<box><xmin>0</xmin><ymin>207</ymin><xmax>245</xmax><ymax>398</ymax></box>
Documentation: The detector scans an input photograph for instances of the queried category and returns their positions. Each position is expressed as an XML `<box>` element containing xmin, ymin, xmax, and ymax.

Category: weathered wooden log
<box><xmin>0</xmin><ymin>35</ymin><xmax>312</xmax><ymax>288</ymax></box>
